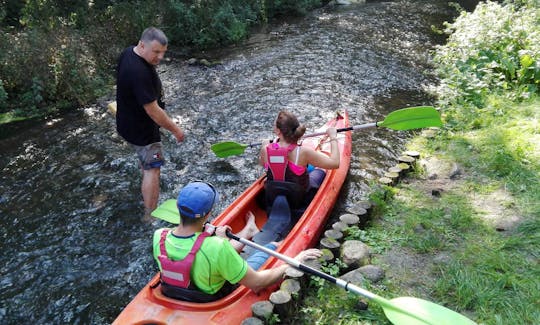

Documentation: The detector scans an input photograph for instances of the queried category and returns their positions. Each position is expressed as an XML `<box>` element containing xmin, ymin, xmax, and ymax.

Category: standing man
<box><xmin>116</xmin><ymin>27</ymin><xmax>185</xmax><ymax>222</ymax></box>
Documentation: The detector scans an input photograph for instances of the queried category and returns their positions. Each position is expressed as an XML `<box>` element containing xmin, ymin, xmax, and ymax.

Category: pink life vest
<box><xmin>158</xmin><ymin>229</ymin><xmax>210</xmax><ymax>288</ymax></box>
<box><xmin>266</xmin><ymin>142</ymin><xmax>297</xmax><ymax>181</ymax></box>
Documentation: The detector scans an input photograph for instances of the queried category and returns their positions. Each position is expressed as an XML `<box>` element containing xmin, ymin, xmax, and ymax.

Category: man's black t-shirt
<box><xmin>116</xmin><ymin>46</ymin><xmax>163</xmax><ymax>146</ymax></box>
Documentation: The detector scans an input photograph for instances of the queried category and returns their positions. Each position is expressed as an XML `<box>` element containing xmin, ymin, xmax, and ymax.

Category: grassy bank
<box><xmin>294</xmin><ymin>1</ymin><xmax>539</xmax><ymax>324</ymax></box>
<box><xmin>294</xmin><ymin>96</ymin><xmax>539</xmax><ymax>325</ymax></box>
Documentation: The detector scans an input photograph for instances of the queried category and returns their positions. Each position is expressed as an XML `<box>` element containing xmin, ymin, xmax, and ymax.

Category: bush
<box><xmin>266</xmin><ymin>0</ymin><xmax>322</xmax><ymax>17</ymax></box>
<box><xmin>0</xmin><ymin>26</ymin><xmax>109</xmax><ymax>115</ymax></box>
<box><xmin>0</xmin><ymin>0</ymin><xmax>327</xmax><ymax>121</ymax></box>
<box><xmin>433</xmin><ymin>1</ymin><xmax>540</xmax><ymax>108</ymax></box>
<box><xmin>164</xmin><ymin>0</ymin><xmax>260</xmax><ymax>48</ymax></box>
<box><xmin>0</xmin><ymin>79</ymin><xmax>7</xmax><ymax>110</ymax></box>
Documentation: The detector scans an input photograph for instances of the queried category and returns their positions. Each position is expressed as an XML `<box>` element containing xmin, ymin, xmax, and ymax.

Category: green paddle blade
<box><xmin>211</xmin><ymin>141</ymin><xmax>249</xmax><ymax>158</ymax></box>
<box><xmin>379</xmin><ymin>106</ymin><xmax>442</xmax><ymax>131</ymax></box>
<box><xmin>376</xmin><ymin>296</ymin><xmax>476</xmax><ymax>325</ymax></box>
<box><xmin>151</xmin><ymin>199</ymin><xmax>180</xmax><ymax>224</ymax></box>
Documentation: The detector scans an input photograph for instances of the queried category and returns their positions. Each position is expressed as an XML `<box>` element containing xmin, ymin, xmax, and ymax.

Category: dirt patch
<box><xmin>412</xmin><ymin>156</ymin><xmax>522</xmax><ymax>232</ymax></box>
<box><xmin>375</xmin><ymin>154</ymin><xmax>523</xmax><ymax>297</ymax></box>
<box><xmin>470</xmin><ymin>188</ymin><xmax>522</xmax><ymax>232</ymax></box>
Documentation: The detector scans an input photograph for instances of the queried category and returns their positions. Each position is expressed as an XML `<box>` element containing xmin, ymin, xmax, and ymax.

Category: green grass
<box><xmin>296</xmin><ymin>96</ymin><xmax>540</xmax><ymax>324</ymax></box>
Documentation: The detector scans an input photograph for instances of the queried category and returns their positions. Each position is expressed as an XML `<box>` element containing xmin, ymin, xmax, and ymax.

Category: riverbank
<box><xmin>293</xmin><ymin>95</ymin><xmax>539</xmax><ymax>324</ymax></box>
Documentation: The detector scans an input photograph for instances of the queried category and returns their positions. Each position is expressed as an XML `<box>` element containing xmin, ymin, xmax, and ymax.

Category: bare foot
<box><xmin>142</xmin><ymin>208</ymin><xmax>155</xmax><ymax>224</ymax></box>
<box><xmin>244</xmin><ymin>211</ymin><xmax>260</xmax><ymax>238</ymax></box>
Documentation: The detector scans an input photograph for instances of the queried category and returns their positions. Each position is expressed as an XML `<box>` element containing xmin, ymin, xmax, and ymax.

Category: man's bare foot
<box><xmin>142</xmin><ymin>208</ymin><xmax>155</xmax><ymax>224</ymax></box>
<box><xmin>244</xmin><ymin>211</ymin><xmax>260</xmax><ymax>238</ymax></box>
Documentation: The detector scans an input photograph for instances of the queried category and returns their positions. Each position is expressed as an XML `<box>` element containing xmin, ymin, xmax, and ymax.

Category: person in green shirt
<box><xmin>152</xmin><ymin>181</ymin><xmax>321</xmax><ymax>301</ymax></box>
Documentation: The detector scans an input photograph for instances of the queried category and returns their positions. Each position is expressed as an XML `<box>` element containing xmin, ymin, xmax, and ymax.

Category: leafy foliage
<box><xmin>164</xmin><ymin>0</ymin><xmax>261</xmax><ymax>48</ymax></box>
<box><xmin>0</xmin><ymin>0</ymin><xmax>325</xmax><ymax>121</ymax></box>
<box><xmin>433</xmin><ymin>1</ymin><xmax>540</xmax><ymax>108</ymax></box>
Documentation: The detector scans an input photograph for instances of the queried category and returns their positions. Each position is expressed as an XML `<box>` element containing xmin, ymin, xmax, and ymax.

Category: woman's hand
<box><xmin>326</xmin><ymin>127</ymin><xmax>337</xmax><ymax>139</ymax></box>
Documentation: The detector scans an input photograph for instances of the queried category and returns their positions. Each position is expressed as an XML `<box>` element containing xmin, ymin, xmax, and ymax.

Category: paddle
<box><xmin>226</xmin><ymin>231</ymin><xmax>476</xmax><ymax>325</ymax></box>
<box><xmin>211</xmin><ymin>106</ymin><xmax>442</xmax><ymax>158</ymax></box>
<box><xmin>151</xmin><ymin>199</ymin><xmax>181</xmax><ymax>224</ymax></box>
<box><xmin>151</xmin><ymin>201</ymin><xmax>475</xmax><ymax>324</ymax></box>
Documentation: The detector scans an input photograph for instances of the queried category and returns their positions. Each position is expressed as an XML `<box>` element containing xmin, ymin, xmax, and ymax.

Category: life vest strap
<box><xmin>158</xmin><ymin>229</ymin><xmax>209</xmax><ymax>288</ymax></box>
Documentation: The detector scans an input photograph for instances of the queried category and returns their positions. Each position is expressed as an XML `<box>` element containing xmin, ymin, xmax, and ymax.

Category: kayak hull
<box><xmin>113</xmin><ymin>112</ymin><xmax>352</xmax><ymax>325</ymax></box>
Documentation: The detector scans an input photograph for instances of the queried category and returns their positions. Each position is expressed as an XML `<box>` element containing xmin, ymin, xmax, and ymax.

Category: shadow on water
<box><xmin>0</xmin><ymin>1</ymin><xmax>465</xmax><ymax>323</ymax></box>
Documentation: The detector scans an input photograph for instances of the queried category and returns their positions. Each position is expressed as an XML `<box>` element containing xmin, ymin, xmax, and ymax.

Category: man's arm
<box><xmin>239</xmin><ymin>264</ymin><xmax>288</xmax><ymax>293</ymax></box>
<box><xmin>144</xmin><ymin>100</ymin><xmax>184</xmax><ymax>142</ymax></box>
<box><xmin>238</xmin><ymin>248</ymin><xmax>322</xmax><ymax>293</ymax></box>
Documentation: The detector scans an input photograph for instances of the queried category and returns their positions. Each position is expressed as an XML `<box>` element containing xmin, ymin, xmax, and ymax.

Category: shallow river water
<box><xmin>0</xmin><ymin>1</ymin><xmax>464</xmax><ymax>323</ymax></box>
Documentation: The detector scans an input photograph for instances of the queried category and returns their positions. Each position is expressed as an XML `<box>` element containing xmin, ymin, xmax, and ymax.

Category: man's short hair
<box><xmin>140</xmin><ymin>27</ymin><xmax>168</xmax><ymax>46</ymax></box>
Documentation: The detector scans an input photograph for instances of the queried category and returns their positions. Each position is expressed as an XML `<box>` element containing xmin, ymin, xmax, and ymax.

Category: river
<box><xmin>0</xmin><ymin>1</ymin><xmax>465</xmax><ymax>323</ymax></box>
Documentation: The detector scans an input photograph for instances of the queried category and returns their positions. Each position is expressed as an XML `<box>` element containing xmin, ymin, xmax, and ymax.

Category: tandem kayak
<box><xmin>113</xmin><ymin>112</ymin><xmax>352</xmax><ymax>325</ymax></box>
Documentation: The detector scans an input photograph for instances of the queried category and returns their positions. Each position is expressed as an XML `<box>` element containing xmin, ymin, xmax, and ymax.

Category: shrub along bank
<box><xmin>0</xmin><ymin>0</ymin><xmax>322</xmax><ymax>124</ymax></box>
<box><xmin>295</xmin><ymin>1</ymin><xmax>539</xmax><ymax>324</ymax></box>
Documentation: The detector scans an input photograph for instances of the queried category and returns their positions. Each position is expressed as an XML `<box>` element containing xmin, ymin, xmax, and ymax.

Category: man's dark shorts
<box><xmin>133</xmin><ymin>142</ymin><xmax>165</xmax><ymax>170</ymax></box>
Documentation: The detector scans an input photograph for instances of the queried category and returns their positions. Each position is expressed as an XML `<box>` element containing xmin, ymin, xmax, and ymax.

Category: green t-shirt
<box><xmin>153</xmin><ymin>228</ymin><xmax>248</xmax><ymax>294</ymax></box>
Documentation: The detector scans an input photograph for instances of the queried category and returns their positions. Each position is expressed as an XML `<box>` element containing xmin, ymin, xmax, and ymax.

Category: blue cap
<box><xmin>177</xmin><ymin>181</ymin><xmax>219</xmax><ymax>219</ymax></box>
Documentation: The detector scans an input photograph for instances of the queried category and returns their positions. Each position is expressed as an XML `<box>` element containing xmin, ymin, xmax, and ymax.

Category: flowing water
<box><xmin>0</xmin><ymin>1</ymin><xmax>464</xmax><ymax>323</ymax></box>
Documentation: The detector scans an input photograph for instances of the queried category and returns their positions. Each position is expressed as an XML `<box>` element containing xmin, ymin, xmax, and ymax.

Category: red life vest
<box><xmin>158</xmin><ymin>229</ymin><xmax>210</xmax><ymax>288</ymax></box>
<box><xmin>266</xmin><ymin>142</ymin><xmax>297</xmax><ymax>181</ymax></box>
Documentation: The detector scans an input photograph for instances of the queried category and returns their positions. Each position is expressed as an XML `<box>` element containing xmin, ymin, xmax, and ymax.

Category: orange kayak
<box><xmin>113</xmin><ymin>112</ymin><xmax>352</xmax><ymax>325</ymax></box>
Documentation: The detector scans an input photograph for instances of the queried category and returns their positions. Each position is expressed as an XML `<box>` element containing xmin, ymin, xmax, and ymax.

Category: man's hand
<box><xmin>172</xmin><ymin>127</ymin><xmax>185</xmax><ymax>142</ymax></box>
<box><xmin>294</xmin><ymin>248</ymin><xmax>322</xmax><ymax>262</ymax></box>
<box><xmin>215</xmin><ymin>225</ymin><xmax>232</xmax><ymax>238</ymax></box>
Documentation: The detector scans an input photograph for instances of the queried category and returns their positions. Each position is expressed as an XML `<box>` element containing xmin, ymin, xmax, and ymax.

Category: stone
<box><xmin>357</xmin><ymin>265</ymin><xmax>385</xmax><ymax>283</ymax></box>
<box><xmin>251</xmin><ymin>300</ymin><xmax>274</xmax><ymax>320</ymax></box>
<box><xmin>241</xmin><ymin>317</ymin><xmax>264</xmax><ymax>325</ymax></box>
<box><xmin>339</xmin><ymin>213</ymin><xmax>360</xmax><ymax>225</ymax></box>
<box><xmin>404</xmin><ymin>150</ymin><xmax>420</xmax><ymax>158</ymax></box>
<box><xmin>324</xmin><ymin>229</ymin><xmax>343</xmax><ymax>240</ymax></box>
<box><xmin>339</xmin><ymin>268</ymin><xmax>366</xmax><ymax>286</ymax></box>
<box><xmin>332</xmin><ymin>221</ymin><xmax>348</xmax><ymax>232</ymax></box>
<box><xmin>379</xmin><ymin>177</ymin><xmax>394</xmax><ymax>185</ymax></box>
<box><xmin>341</xmin><ymin>240</ymin><xmax>370</xmax><ymax>268</ymax></box>
<box><xmin>398</xmin><ymin>155</ymin><xmax>416</xmax><ymax>164</ymax></box>
<box><xmin>280</xmin><ymin>278</ymin><xmax>302</xmax><ymax>296</ymax></box>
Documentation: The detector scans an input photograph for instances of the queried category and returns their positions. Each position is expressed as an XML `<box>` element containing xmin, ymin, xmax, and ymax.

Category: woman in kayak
<box><xmin>153</xmin><ymin>181</ymin><xmax>321</xmax><ymax>302</ymax></box>
<box><xmin>250</xmin><ymin>111</ymin><xmax>340</xmax><ymax>248</ymax></box>
<box><xmin>259</xmin><ymin>110</ymin><xmax>340</xmax><ymax>192</ymax></box>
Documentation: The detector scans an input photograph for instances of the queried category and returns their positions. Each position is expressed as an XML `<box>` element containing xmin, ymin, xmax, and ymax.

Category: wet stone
<box><xmin>356</xmin><ymin>200</ymin><xmax>372</xmax><ymax>210</ymax></box>
<box><xmin>324</xmin><ymin>229</ymin><xmax>343</xmax><ymax>240</ymax></box>
<box><xmin>332</xmin><ymin>221</ymin><xmax>348</xmax><ymax>232</ymax></box>
<box><xmin>396</xmin><ymin>163</ymin><xmax>410</xmax><ymax>171</ymax></box>
<box><xmin>320</xmin><ymin>237</ymin><xmax>340</xmax><ymax>256</ymax></box>
<box><xmin>379</xmin><ymin>177</ymin><xmax>393</xmax><ymax>185</ymax></box>
<box><xmin>339</xmin><ymin>213</ymin><xmax>360</xmax><ymax>225</ymax></box>
<box><xmin>384</xmin><ymin>171</ymin><xmax>399</xmax><ymax>178</ymax></box>
<box><xmin>404</xmin><ymin>150</ymin><xmax>420</xmax><ymax>158</ymax></box>
<box><xmin>346</xmin><ymin>205</ymin><xmax>368</xmax><ymax>216</ymax></box>
<box><xmin>398</xmin><ymin>155</ymin><xmax>416</xmax><ymax>164</ymax></box>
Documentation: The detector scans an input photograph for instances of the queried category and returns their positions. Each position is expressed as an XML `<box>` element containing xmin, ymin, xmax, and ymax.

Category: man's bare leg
<box><xmin>141</xmin><ymin>167</ymin><xmax>160</xmax><ymax>223</ymax></box>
